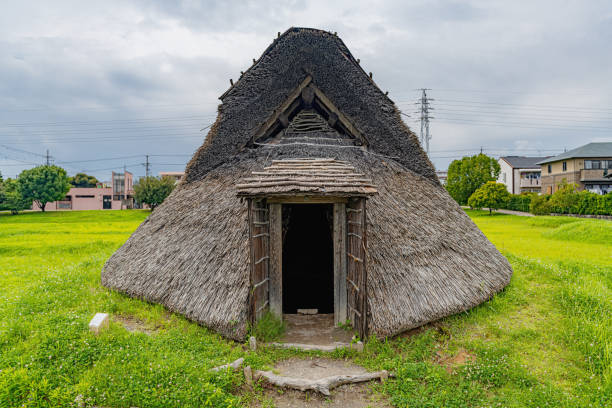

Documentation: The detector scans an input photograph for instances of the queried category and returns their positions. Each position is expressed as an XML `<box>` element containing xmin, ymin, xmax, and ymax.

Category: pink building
<box><xmin>34</xmin><ymin>171</ymin><xmax>135</xmax><ymax>211</ymax></box>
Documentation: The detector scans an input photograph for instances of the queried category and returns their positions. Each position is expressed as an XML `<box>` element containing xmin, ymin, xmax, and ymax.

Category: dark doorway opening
<box><xmin>103</xmin><ymin>195</ymin><xmax>112</xmax><ymax>209</ymax></box>
<box><xmin>282</xmin><ymin>204</ymin><xmax>334</xmax><ymax>314</ymax></box>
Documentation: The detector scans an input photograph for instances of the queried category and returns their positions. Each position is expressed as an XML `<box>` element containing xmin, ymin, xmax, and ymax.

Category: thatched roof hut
<box><xmin>102</xmin><ymin>27</ymin><xmax>512</xmax><ymax>340</ymax></box>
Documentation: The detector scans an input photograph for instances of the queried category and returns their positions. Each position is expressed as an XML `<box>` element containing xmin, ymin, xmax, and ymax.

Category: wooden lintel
<box><xmin>266</xmin><ymin>196</ymin><xmax>349</xmax><ymax>204</ymax></box>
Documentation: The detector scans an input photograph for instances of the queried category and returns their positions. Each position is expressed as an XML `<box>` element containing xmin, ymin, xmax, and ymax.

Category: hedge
<box><xmin>497</xmin><ymin>187</ymin><xmax>612</xmax><ymax>216</ymax></box>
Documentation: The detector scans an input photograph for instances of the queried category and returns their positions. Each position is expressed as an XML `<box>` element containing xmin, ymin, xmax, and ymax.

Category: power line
<box><xmin>0</xmin><ymin>101</ymin><xmax>221</xmax><ymax>113</ymax></box>
<box><xmin>2</xmin><ymin>114</ymin><xmax>216</xmax><ymax>128</ymax></box>
<box><xmin>432</xmin><ymin>98</ymin><xmax>612</xmax><ymax>113</ymax></box>
<box><xmin>434</xmin><ymin>117</ymin><xmax>612</xmax><ymax>132</ymax></box>
<box><xmin>57</xmin><ymin>155</ymin><xmax>144</xmax><ymax>164</ymax></box>
<box><xmin>0</xmin><ymin>132</ymin><xmax>206</xmax><ymax>144</ymax></box>
<box><xmin>0</xmin><ymin>123</ymin><xmax>210</xmax><ymax>136</ymax></box>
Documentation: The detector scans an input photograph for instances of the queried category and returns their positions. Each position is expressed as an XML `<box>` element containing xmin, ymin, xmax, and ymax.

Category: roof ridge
<box><xmin>219</xmin><ymin>27</ymin><xmax>391</xmax><ymax>103</ymax></box>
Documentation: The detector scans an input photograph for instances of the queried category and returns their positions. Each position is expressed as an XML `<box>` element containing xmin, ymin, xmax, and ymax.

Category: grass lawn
<box><xmin>0</xmin><ymin>210</ymin><xmax>610</xmax><ymax>407</ymax></box>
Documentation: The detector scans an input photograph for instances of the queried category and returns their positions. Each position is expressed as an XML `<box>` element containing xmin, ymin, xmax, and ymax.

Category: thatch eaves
<box><xmin>236</xmin><ymin>158</ymin><xmax>378</xmax><ymax>197</ymax></box>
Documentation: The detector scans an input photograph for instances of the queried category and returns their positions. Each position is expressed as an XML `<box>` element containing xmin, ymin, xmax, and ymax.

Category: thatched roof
<box><xmin>102</xmin><ymin>27</ymin><xmax>512</xmax><ymax>340</ymax></box>
<box><xmin>183</xmin><ymin>27</ymin><xmax>436</xmax><ymax>183</ymax></box>
<box><xmin>236</xmin><ymin>158</ymin><xmax>377</xmax><ymax>197</ymax></box>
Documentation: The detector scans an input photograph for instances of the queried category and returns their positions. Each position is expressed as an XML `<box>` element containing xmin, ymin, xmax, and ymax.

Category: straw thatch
<box><xmin>102</xmin><ymin>27</ymin><xmax>512</xmax><ymax>340</ymax></box>
<box><xmin>236</xmin><ymin>158</ymin><xmax>377</xmax><ymax>197</ymax></box>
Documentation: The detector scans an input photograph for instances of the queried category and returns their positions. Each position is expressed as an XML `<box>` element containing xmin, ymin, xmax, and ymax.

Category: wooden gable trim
<box><xmin>246</xmin><ymin>77</ymin><xmax>368</xmax><ymax>148</ymax></box>
<box><xmin>247</xmin><ymin>76</ymin><xmax>312</xmax><ymax>148</ymax></box>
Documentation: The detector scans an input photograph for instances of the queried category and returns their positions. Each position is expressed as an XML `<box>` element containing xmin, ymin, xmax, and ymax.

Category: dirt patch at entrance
<box><xmin>280</xmin><ymin>314</ymin><xmax>354</xmax><ymax>345</ymax></box>
<box><xmin>251</xmin><ymin>357</ymin><xmax>390</xmax><ymax>408</ymax></box>
<box><xmin>434</xmin><ymin>348</ymin><xmax>476</xmax><ymax>373</ymax></box>
<box><xmin>275</xmin><ymin>357</ymin><xmax>368</xmax><ymax>378</ymax></box>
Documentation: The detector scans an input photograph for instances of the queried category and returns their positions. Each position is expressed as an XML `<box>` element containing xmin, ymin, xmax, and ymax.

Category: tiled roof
<box><xmin>537</xmin><ymin>143</ymin><xmax>612</xmax><ymax>165</ymax></box>
<box><xmin>500</xmin><ymin>156</ymin><xmax>550</xmax><ymax>169</ymax></box>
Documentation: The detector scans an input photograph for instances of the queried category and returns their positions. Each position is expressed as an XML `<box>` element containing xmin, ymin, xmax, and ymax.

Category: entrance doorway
<box><xmin>103</xmin><ymin>195</ymin><xmax>112</xmax><ymax>209</ymax></box>
<box><xmin>282</xmin><ymin>204</ymin><xmax>334</xmax><ymax>314</ymax></box>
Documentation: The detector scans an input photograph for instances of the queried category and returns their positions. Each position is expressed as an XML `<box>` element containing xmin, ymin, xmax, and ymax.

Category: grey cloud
<box><xmin>0</xmin><ymin>0</ymin><xmax>611</xmax><ymax>178</ymax></box>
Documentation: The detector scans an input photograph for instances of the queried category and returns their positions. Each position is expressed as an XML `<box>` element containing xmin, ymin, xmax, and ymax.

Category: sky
<box><xmin>1</xmin><ymin>0</ymin><xmax>611</xmax><ymax>180</ymax></box>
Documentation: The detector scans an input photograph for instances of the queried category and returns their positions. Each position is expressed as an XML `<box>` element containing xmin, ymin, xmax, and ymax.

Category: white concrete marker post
<box><xmin>89</xmin><ymin>313</ymin><xmax>109</xmax><ymax>334</ymax></box>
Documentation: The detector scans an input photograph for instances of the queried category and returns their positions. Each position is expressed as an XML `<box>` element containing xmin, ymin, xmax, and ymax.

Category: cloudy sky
<box><xmin>1</xmin><ymin>0</ymin><xmax>611</xmax><ymax>180</ymax></box>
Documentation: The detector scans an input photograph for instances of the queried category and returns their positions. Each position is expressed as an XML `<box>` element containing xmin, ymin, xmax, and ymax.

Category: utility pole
<box><xmin>123</xmin><ymin>164</ymin><xmax>127</xmax><ymax>210</ymax></box>
<box><xmin>45</xmin><ymin>149</ymin><xmax>51</xmax><ymax>165</ymax></box>
<box><xmin>145</xmin><ymin>155</ymin><xmax>150</xmax><ymax>178</ymax></box>
<box><xmin>416</xmin><ymin>89</ymin><xmax>434</xmax><ymax>155</ymax></box>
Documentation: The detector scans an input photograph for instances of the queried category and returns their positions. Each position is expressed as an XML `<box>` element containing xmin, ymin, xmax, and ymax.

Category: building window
<box><xmin>502</xmin><ymin>173</ymin><xmax>506</xmax><ymax>182</ymax></box>
<box><xmin>547</xmin><ymin>164</ymin><xmax>551</xmax><ymax>173</ymax></box>
<box><xmin>585</xmin><ymin>160</ymin><xmax>602</xmax><ymax>170</ymax></box>
<box><xmin>75</xmin><ymin>195</ymin><xmax>95</xmax><ymax>198</ymax></box>
<box><xmin>562</xmin><ymin>161</ymin><xmax>567</xmax><ymax>171</ymax></box>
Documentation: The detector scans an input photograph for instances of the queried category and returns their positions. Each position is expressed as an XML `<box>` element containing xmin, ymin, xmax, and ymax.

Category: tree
<box><xmin>0</xmin><ymin>178</ymin><xmax>30</xmax><ymax>214</ymax></box>
<box><xmin>446</xmin><ymin>154</ymin><xmax>501</xmax><ymax>205</ymax></box>
<box><xmin>17</xmin><ymin>165</ymin><xmax>71</xmax><ymax>212</ymax></box>
<box><xmin>69</xmin><ymin>172</ymin><xmax>99</xmax><ymax>188</ymax></box>
<box><xmin>133</xmin><ymin>176</ymin><xmax>176</xmax><ymax>210</ymax></box>
<box><xmin>468</xmin><ymin>181</ymin><xmax>511</xmax><ymax>215</ymax></box>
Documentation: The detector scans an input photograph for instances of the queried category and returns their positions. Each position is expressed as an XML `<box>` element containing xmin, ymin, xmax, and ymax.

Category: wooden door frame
<box><xmin>248</xmin><ymin>195</ymin><xmax>367</xmax><ymax>335</ymax></box>
<box><xmin>266</xmin><ymin>197</ymin><xmax>348</xmax><ymax>327</ymax></box>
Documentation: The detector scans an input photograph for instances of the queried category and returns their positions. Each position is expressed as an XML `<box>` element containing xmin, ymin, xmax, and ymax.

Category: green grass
<box><xmin>0</xmin><ymin>210</ymin><xmax>610</xmax><ymax>407</ymax></box>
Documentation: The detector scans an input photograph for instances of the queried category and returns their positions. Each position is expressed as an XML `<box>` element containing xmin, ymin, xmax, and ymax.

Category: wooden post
<box><xmin>269</xmin><ymin>203</ymin><xmax>282</xmax><ymax>318</ymax></box>
<box><xmin>333</xmin><ymin>203</ymin><xmax>347</xmax><ymax>326</ymax></box>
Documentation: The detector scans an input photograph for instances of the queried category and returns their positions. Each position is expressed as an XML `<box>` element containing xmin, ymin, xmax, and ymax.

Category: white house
<box><xmin>498</xmin><ymin>156</ymin><xmax>549</xmax><ymax>194</ymax></box>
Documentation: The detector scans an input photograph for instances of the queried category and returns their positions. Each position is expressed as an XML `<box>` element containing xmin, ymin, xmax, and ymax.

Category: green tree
<box><xmin>0</xmin><ymin>178</ymin><xmax>30</xmax><ymax>214</ymax></box>
<box><xmin>133</xmin><ymin>176</ymin><xmax>176</xmax><ymax>211</ymax></box>
<box><xmin>468</xmin><ymin>181</ymin><xmax>511</xmax><ymax>215</ymax></box>
<box><xmin>446</xmin><ymin>154</ymin><xmax>501</xmax><ymax>205</ymax></box>
<box><xmin>17</xmin><ymin>165</ymin><xmax>71</xmax><ymax>212</ymax></box>
<box><xmin>68</xmin><ymin>172</ymin><xmax>99</xmax><ymax>188</ymax></box>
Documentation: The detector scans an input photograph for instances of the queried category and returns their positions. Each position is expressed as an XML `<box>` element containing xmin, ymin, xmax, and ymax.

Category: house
<box><xmin>102</xmin><ymin>28</ymin><xmax>512</xmax><ymax>341</ymax></box>
<box><xmin>497</xmin><ymin>156</ymin><xmax>549</xmax><ymax>194</ymax></box>
<box><xmin>35</xmin><ymin>171</ymin><xmax>135</xmax><ymax>211</ymax></box>
<box><xmin>435</xmin><ymin>170</ymin><xmax>448</xmax><ymax>185</ymax></box>
<box><xmin>159</xmin><ymin>171</ymin><xmax>185</xmax><ymax>184</ymax></box>
<box><xmin>537</xmin><ymin>142</ymin><xmax>612</xmax><ymax>195</ymax></box>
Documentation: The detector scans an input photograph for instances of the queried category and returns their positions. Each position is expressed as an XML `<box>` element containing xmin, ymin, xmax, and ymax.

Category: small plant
<box><xmin>338</xmin><ymin>319</ymin><xmax>354</xmax><ymax>332</ymax></box>
<box><xmin>248</xmin><ymin>311</ymin><xmax>286</xmax><ymax>342</ymax></box>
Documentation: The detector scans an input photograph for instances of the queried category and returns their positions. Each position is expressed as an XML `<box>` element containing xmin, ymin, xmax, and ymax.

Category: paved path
<box><xmin>462</xmin><ymin>206</ymin><xmax>534</xmax><ymax>217</ymax></box>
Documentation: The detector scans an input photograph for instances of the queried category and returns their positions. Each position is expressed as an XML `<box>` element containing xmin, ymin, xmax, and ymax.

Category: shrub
<box><xmin>503</xmin><ymin>193</ymin><xmax>534</xmax><ymax>212</ymax></box>
<box><xmin>575</xmin><ymin>190</ymin><xmax>600</xmax><ymax>215</ymax></box>
<box><xmin>548</xmin><ymin>181</ymin><xmax>580</xmax><ymax>214</ymax></box>
<box><xmin>530</xmin><ymin>194</ymin><xmax>552</xmax><ymax>215</ymax></box>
